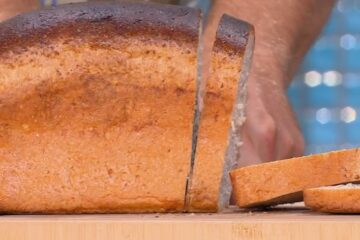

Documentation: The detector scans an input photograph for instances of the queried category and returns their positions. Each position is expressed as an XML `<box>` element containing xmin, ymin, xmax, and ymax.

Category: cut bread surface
<box><xmin>186</xmin><ymin>15</ymin><xmax>254</xmax><ymax>212</ymax></box>
<box><xmin>304</xmin><ymin>183</ymin><xmax>360</xmax><ymax>213</ymax></box>
<box><xmin>0</xmin><ymin>2</ymin><xmax>254</xmax><ymax>213</ymax></box>
<box><xmin>230</xmin><ymin>148</ymin><xmax>360</xmax><ymax>208</ymax></box>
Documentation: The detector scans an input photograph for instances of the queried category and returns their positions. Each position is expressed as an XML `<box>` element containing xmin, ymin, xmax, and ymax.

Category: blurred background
<box><xmin>3</xmin><ymin>0</ymin><xmax>360</xmax><ymax>155</ymax></box>
<box><xmin>287</xmin><ymin>0</ymin><xmax>360</xmax><ymax>154</ymax></box>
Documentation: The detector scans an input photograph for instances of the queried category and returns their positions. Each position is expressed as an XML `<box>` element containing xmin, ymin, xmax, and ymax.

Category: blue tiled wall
<box><xmin>288</xmin><ymin>0</ymin><xmax>360</xmax><ymax>154</ymax></box>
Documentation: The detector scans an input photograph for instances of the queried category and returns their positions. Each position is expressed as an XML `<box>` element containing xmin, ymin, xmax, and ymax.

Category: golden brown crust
<box><xmin>186</xmin><ymin>15</ymin><xmax>254</xmax><ymax>212</ymax></box>
<box><xmin>304</xmin><ymin>186</ymin><xmax>360</xmax><ymax>213</ymax></box>
<box><xmin>0</xmin><ymin>2</ymin><xmax>200</xmax><ymax>56</ymax></box>
<box><xmin>0</xmin><ymin>2</ymin><xmax>199</xmax><ymax>213</ymax></box>
<box><xmin>230</xmin><ymin>148</ymin><xmax>360</xmax><ymax>208</ymax></box>
<box><xmin>212</xmin><ymin>15</ymin><xmax>254</xmax><ymax>56</ymax></box>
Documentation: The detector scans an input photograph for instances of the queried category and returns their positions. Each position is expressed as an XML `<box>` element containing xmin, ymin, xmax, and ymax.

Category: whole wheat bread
<box><xmin>0</xmin><ymin>2</ymin><xmax>200</xmax><ymax>213</ymax></box>
<box><xmin>230</xmin><ymin>148</ymin><xmax>360</xmax><ymax>208</ymax></box>
<box><xmin>304</xmin><ymin>183</ymin><xmax>360</xmax><ymax>213</ymax></box>
<box><xmin>186</xmin><ymin>15</ymin><xmax>254</xmax><ymax>212</ymax></box>
<box><xmin>0</xmin><ymin>2</ymin><xmax>254</xmax><ymax>213</ymax></box>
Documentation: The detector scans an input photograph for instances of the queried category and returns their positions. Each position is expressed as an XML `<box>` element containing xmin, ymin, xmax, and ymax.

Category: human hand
<box><xmin>202</xmin><ymin>0</ymin><xmax>336</xmax><ymax>166</ymax></box>
<box><xmin>239</xmin><ymin>59</ymin><xmax>305</xmax><ymax>166</ymax></box>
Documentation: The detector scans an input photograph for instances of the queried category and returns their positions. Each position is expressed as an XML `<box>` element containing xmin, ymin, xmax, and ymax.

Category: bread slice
<box><xmin>230</xmin><ymin>148</ymin><xmax>360</xmax><ymax>208</ymax></box>
<box><xmin>0</xmin><ymin>2</ymin><xmax>200</xmax><ymax>213</ymax></box>
<box><xmin>304</xmin><ymin>183</ymin><xmax>360</xmax><ymax>213</ymax></box>
<box><xmin>186</xmin><ymin>15</ymin><xmax>254</xmax><ymax>212</ymax></box>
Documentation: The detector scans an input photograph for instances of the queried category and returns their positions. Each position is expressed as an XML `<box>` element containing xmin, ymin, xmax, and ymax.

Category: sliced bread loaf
<box><xmin>0</xmin><ymin>2</ymin><xmax>255</xmax><ymax>213</ymax></box>
<box><xmin>0</xmin><ymin>2</ymin><xmax>200</xmax><ymax>213</ymax></box>
<box><xmin>230</xmin><ymin>148</ymin><xmax>360</xmax><ymax>208</ymax></box>
<box><xmin>304</xmin><ymin>183</ymin><xmax>360</xmax><ymax>213</ymax></box>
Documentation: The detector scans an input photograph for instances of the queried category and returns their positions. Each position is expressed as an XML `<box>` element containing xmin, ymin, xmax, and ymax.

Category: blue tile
<box><xmin>307</xmin><ymin>86</ymin><xmax>341</xmax><ymax>108</ymax></box>
<box><xmin>345</xmin><ymin>88</ymin><xmax>360</xmax><ymax>106</ymax></box>
<box><xmin>344</xmin><ymin>10</ymin><xmax>360</xmax><ymax>32</ymax></box>
<box><xmin>303</xmin><ymin>50</ymin><xmax>339</xmax><ymax>71</ymax></box>
<box><xmin>345</xmin><ymin>49</ymin><xmax>360</xmax><ymax>71</ymax></box>
<box><xmin>345</xmin><ymin>120</ymin><xmax>360</xmax><ymax>143</ymax></box>
<box><xmin>303</xmin><ymin>120</ymin><xmax>339</xmax><ymax>145</ymax></box>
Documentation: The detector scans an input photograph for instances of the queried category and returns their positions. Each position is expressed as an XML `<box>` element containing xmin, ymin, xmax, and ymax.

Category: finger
<box><xmin>238</xmin><ymin>129</ymin><xmax>263</xmax><ymax>167</ymax></box>
<box><xmin>246</xmin><ymin>113</ymin><xmax>277</xmax><ymax>162</ymax></box>
<box><xmin>293</xmin><ymin>130</ymin><xmax>305</xmax><ymax>157</ymax></box>
<box><xmin>275</xmin><ymin>122</ymin><xmax>305</xmax><ymax>160</ymax></box>
<box><xmin>275</xmin><ymin>128</ymin><xmax>295</xmax><ymax>160</ymax></box>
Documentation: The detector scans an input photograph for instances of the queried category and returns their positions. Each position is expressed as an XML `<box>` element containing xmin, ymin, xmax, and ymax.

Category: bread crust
<box><xmin>304</xmin><ymin>185</ymin><xmax>360</xmax><ymax>213</ymax></box>
<box><xmin>187</xmin><ymin>15</ymin><xmax>254</xmax><ymax>212</ymax></box>
<box><xmin>0</xmin><ymin>2</ymin><xmax>199</xmax><ymax>56</ymax></box>
<box><xmin>0</xmin><ymin>2</ymin><xmax>200</xmax><ymax>213</ymax></box>
<box><xmin>212</xmin><ymin>15</ymin><xmax>252</xmax><ymax>56</ymax></box>
<box><xmin>230</xmin><ymin>148</ymin><xmax>360</xmax><ymax>208</ymax></box>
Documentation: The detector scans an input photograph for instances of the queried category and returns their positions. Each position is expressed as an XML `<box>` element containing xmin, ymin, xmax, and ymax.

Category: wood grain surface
<box><xmin>1</xmin><ymin>206</ymin><xmax>360</xmax><ymax>240</ymax></box>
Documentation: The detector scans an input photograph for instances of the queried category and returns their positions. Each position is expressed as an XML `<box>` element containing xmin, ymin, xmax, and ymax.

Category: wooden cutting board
<box><xmin>1</xmin><ymin>205</ymin><xmax>360</xmax><ymax>240</ymax></box>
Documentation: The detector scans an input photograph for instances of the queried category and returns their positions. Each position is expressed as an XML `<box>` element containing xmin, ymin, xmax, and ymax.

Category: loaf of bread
<box><xmin>0</xmin><ymin>2</ymin><xmax>254</xmax><ymax>213</ymax></box>
<box><xmin>304</xmin><ymin>184</ymin><xmax>360</xmax><ymax>213</ymax></box>
<box><xmin>230</xmin><ymin>148</ymin><xmax>360</xmax><ymax>208</ymax></box>
<box><xmin>186</xmin><ymin>16</ymin><xmax>254</xmax><ymax>212</ymax></box>
<box><xmin>0</xmin><ymin>2</ymin><xmax>200</xmax><ymax>213</ymax></box>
